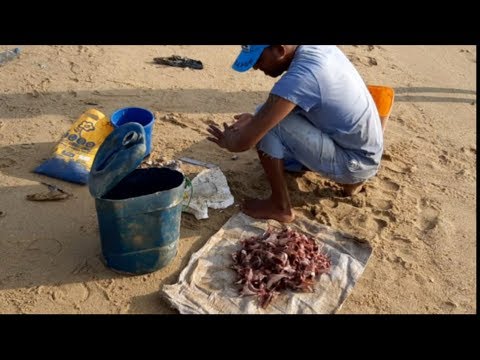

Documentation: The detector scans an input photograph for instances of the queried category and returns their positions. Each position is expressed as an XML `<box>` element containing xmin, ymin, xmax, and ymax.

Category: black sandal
<box><xmin>153</xmin><ymin>55</ymin><xmax>203</xmax><ymax>70</ymax></box>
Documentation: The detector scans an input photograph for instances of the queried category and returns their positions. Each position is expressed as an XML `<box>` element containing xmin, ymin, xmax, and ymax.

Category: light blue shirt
<box><xmin>271</xmin><ymin>45</ymin><xmax>383</xmax><ymax>174</ymax></box>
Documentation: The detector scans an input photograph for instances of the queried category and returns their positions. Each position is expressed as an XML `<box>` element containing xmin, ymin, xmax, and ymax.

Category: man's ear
<box><xmin>272</xmin><ymin>45</ymin><xmax>287</xmax><ymax>59</ymax></box>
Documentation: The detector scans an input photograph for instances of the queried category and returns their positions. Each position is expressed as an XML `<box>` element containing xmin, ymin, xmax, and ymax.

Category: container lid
<box><xmin>88</xmin><ymin>122</ymin><xmax>147</xmax><ymax>198</ymax></box>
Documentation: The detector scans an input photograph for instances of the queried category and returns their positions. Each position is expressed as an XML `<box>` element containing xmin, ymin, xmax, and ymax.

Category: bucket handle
<box><xmin>183</xmin><ymin>177</ymin><xmax>193</xmax><ymax>210</ymax></box>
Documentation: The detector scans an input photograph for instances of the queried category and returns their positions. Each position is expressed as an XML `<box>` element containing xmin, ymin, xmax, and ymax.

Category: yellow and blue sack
<box><xmin>35</xmin><ymin>109</ymin><xmax>114</xmax><ymax>184</ymax></box>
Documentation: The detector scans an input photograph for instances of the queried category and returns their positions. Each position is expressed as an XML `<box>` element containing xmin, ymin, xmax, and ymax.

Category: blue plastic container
<box><xmin>95</xmin><ymin>168</ymin><xmax>185</xmax><ymax>274</ymax></box>
<box><xmin>88</xmin><ymin>123</ymin><xmax>186</xmax><ymax>275</ymax></box>
<box><xmin>110</xmin><ymin>107</ymin><xmax>155</xmax><ymax>156</ymax></box>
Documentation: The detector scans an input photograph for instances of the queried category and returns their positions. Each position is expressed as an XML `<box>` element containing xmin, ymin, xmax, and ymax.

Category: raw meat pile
<box><xmin>231</xmin><ymin>227</ymin><xmax>331</xmax><ymax>308</ymax></box>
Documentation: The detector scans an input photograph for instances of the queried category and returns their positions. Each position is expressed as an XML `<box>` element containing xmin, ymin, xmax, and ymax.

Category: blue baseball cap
<box><xmin>232</xmin><ymin>45</ymin><xmax>269</xmax><ymax>72</ymax></box>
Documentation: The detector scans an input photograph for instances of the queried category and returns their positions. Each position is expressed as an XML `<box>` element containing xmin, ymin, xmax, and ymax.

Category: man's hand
<box><xmin>206</xmin><ymin>113</ymin><xmax>252</xmax><ymax>151</ymax></box>
<box><xmin>207</xmin><ymin>122</ymin><xmax>234</xmax><ymax>150</ymax></box>
<box><xmin>231</xmin><ymin>113</ymin><xmax>254</xmax><ymax>131</ymax></box>
<box><xmin>207</xmin><ymin>94</ymin><xmax>296</xmax><ymax>153</ymax></box>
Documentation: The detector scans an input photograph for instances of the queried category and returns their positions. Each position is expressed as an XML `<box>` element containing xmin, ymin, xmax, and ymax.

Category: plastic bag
<box><xmin>35</xmin><ymin>109</ymin><xmax>114</xmax><ymax>184</ymax></box>
<box><xmin>182</xmin><ymin>168</ymin><xmax>234</xmax><ymax>219</ymax></box>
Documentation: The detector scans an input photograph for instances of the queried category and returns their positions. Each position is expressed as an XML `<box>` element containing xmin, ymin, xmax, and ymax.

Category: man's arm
<box><xmin>226</xmin><ymin>94</ymin><xmax>296</xmax><ymax>152</ymax></box>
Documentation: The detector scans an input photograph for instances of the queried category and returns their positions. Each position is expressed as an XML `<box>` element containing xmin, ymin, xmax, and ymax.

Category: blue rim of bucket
<box><xmin>111</xmin><ymin>107</ymin><xmax>155</xmax><ymax>128</ymax></box>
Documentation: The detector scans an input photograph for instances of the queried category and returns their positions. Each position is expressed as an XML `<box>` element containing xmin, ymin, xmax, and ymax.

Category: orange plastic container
<box><xmin>367</xmin><ymin>85</ymin><xmax>395</xmax><ymax>131</ymax></box>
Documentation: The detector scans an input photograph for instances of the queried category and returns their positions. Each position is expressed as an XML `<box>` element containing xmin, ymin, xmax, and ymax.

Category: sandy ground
<box><xmin>0</xmin><ymin>45</ymin><xmax>476</xmax><ymax>314</ymax></box>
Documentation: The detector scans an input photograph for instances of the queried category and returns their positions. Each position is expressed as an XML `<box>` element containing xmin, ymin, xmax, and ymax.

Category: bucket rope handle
<box><xmin>183</xmin><ymin>177</ymin><xmax>193</xmax><ymax>210</ymax></box>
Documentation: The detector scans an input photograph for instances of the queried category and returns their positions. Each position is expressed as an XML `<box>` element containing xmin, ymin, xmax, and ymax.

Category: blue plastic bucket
<box><xmin>95</xmin><ymin>167</ymin><xmax>185</xmax><ymax>275</ymax></box>
<box><xmin>110</xmin><ymin>107</ymin><xmax>155</xmax><ymax>156</ymax></box>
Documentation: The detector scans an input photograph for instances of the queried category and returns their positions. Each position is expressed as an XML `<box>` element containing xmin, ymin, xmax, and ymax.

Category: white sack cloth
<box><xmin>162</xmin><ymin>212</ymin><xmax>373</xmax><ymax>314</ymax></box>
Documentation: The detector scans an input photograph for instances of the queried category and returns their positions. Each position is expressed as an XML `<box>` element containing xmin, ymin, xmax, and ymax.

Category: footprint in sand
<box><xmin>392</xmin><ymin>233</ymin><xmax>414</xmax><ymax>244</ymax></box>
<box><xmin>382</xmin><ymin>148</ymin><xmax>416</xmax><ymax>167</ymax></box>
<box><xmin>374</xmin><ymin>209</ymin><xmax>397</xmax><ymax>222</ymax></box>
<box><xmin>395</xmin><ymin>116</ymin><xmax>407</xmax><ymax>127</ymax></box>
<box><xmin>368</xmin><ymin>198</ymin><xmax>393</xmax><ymax>211</ymax></box>
<box><xmin>77</xmin><ymin>45</ymin><xmax>91</xmax><ymax>55</ymax></box>
<box><xmin>319</xmin><ymin>198</ymin><xmax>338</xmax><ymax>209</ymax></box>
<box><xmin>385</xmin><ymin>162</ymin><xmax>416</xmax><ymax>175</ymax></box>
<box><xmin>417</xmin><ymin>208</ymin><xmax>440</xmax><ymax>232</ymax></box>
<box><xmin>313</xmin><ymin>185</ymin><xmax>341</xmax><ymax>198</ymax></box>
<box><xmin>381</xmin><ymin>153</ymin><xmax>416</xmax><ymax>174</ymax></box>
<box><xmin>382</xmin><ymin>152</ymin><xmax>393</xmax><ymax>162</ymax></box>
<box><xmin>340</xmin><ymin>195</ymin><xmax>366</xmax><ymax>209</ymax></box>
<box><xmin>309</xmin><ymin>205</ymin><xmax>333</xmax><ymax>226</ymax></box>
<box><xmin>372</xmin><ymin>217</ymin><xmax>389</xmax><ymax>232</ymax></box>
<box><xmin>367</xmin><ymin>57</ymin><xmax>378</xmax><ymax>66</ymax></box>
<box><xmin>377</xmin><ymin>178</ymin><xmax>401</xmax><ymax>193</ymax></box>
<box><xmin>70</xmin><ymin>258</ymin><xmax>98</xmax><ymax>275</ymax></box>
<box><xmin>391</xmin><ymin>252</ymin><xmax>415</xmax><ymax>270</ymax></box>
<box><xmin>296</xmin><ymin>177</ymin><xmax>318</xmax><ymax>193</ymax></box>
<box><xmin>455</xmin><ymin>167</ymin><xmax>475</xmax><ymax>181</ymax></box>
<box><xmin>0</xmin><ymin>158</ymin><xmax>17</xmax><ymax>169</ymax></box>
<box><xmin>51</xmin><ymin>283</ymin><xmax>91</xmax><ymax>306</ymax></box>
<box><xmin>459</xmin><ymin>146</ymin><xmax>476</xmax><ymax>162</ymax></box>
<box><xmin>348</xmin><ymin>55</ymin><xmax>378</xmax><ymax>67</ymax></box>
<box><xmin>460</xmin><ymin>48</ymin><xmax>476</xmax><ymax>63</ymax></box>
<box><xmin>315</xmin><ymin>211</ymin><xmax>333</xmax><ymax>227</ymax></box>
<box><xmin>414</xmin><ymin>197</ymin><xmax>442</xmax><ymax>237</ymax></box>
<box><xmin>438</xmin><ymin>151</ymin><xmax>452</xmax><ymax>166</ymax></box>
<box><xmin>342</xmin><ymin>212</ymin><xmax>389</xmax><ymax>234</ymax></box>
<box><xmin>457</xmin><ymin>147</ymin><xmax>476</xmax><ymax>174</ymax></box>
<box><xmin>26</xmin><ymin>238</ymin><xmax>63</xmax><ymax>257</ymax></box>
<box><xmin>368</xmin><ymin>198</ymin><xmax>397</xmax><ymax>222</ymax></box>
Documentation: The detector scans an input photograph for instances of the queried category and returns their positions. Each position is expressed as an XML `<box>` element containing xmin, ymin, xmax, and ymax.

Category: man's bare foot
<box><xmin>341</xmin><ymin>182</ymin><xmax>365</xmax><ymax>197</ymax></box>
<box><xmin>241</xmin><ymin>198</ymin><xmax>295</xmax><ymax>223</ymax></box>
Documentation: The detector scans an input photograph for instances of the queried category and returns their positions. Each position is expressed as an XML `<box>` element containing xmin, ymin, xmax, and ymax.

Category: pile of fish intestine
<box><xmin>231</xmin><ymin>227</ymin><xmax>331</xmax><ymax>309</ymax></box>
